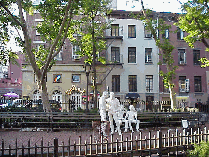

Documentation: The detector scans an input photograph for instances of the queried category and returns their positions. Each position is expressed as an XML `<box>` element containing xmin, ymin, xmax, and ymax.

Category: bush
<box><xmin>189</xmin><ymin>141</ymin><xmax>209</xmax><ymax>157</ymax></box>
<box><xmin>74</xmin><ymin>107</ymin><xmax>85</xmax><ymax>113</ymax></box>
<box><xmin>90</xmin><ymin>108</ymin><xmax>99</xmax><ymax>114</ymax></box>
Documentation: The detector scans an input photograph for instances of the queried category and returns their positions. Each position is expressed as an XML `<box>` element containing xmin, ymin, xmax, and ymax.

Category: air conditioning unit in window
<box><xmin>179</xmin><ymin>61</ymin><xmax>185</xmax><ymax>65</ymax></box>
<box><xmin>180</xmin><ymin>88</ymin><xmax>186</xmax><ymax>92</ymax></box>
<box><xmin>72</xmin><ymin>55</ymin><xmax>80</xmax><ymax>61</ymax></box>
<box><xmin>145</xmin><ymin>34</ymin><xmax>152</xmax><ymax>38</ymax></box>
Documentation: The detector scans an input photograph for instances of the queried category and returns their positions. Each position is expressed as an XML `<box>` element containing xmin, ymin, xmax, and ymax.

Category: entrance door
<box><xmin>52</xmin><ymin>90</ymin><xmax>62</xmax><ymax>103</ymax></box>
<box><xmin>71</xmin><ymin>93</ymin><xmax>81</xmax><ymax>110</ymax></box>
<box><xmin>146</xmin><ymin>96</ymin><xmax>154</xmax><ymax>111</ymax></box>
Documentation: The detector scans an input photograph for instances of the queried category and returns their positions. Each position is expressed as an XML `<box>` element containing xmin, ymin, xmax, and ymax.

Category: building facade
<box><xmin>22</xmin><ymin>8</ymin><xmax>108</xmax><ymax>111</ymax></box>
<box><xmin>158</xmin><ymin>13</ymin><xmax>209</xmax><ymax>108</ymax></box>
<box><xmin>0</xmin><ymin>51</ymin><xmax>23</xmax><ymax>98</ymax></box>
<box><xmin>105</xmin><ymin>11</ymin><xmax>159</xmax><ymax>110</ymax></box>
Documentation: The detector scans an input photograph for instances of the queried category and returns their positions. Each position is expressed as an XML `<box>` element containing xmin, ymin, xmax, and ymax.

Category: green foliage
<box><xmin>135</xmin><ymin>6</ymin><xmax>177</xmax><ymax>95</ymax></box>
<box><xmin>189</xmin><ymin>141</ymin><xmax>209</xmax><ymax>157</ymax></box>
<box><xmin>90</xmin><ymin>108</ymin><xmax>99</xmax><ymax>114</ymax></box>
<box><xmin>177</xmin><ymin>0</ymin><xmax>209</xmax><ymax>49</ymax></box>
<box><xmin>69</xmin><ymin>0</ymin><xmax>111</xmax><ymax>65</ymax></box>
<box><xmin>74</xmin><ymin>107</ymin><xmax>85</xmax><ymax>113</ymax></box>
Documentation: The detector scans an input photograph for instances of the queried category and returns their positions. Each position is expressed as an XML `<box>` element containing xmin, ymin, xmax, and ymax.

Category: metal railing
<box><xmin>1</xmin><ymin>127</ymin><xmax>209</xmax><ymax>156</ymax></box>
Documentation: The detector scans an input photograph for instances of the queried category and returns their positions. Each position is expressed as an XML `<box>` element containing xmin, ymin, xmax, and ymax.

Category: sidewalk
<box><xmin>1</xmin><ymin>123</ymin><xmax>208</xmax><ymax>149</ymax></box>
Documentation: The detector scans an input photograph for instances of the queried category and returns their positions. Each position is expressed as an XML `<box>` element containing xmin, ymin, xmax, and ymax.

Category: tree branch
<box><xmin>16</xmin><ymin>0</ymin><xmax>41</xmax><ymax>77</ymax></box>
<box><xmin>0</xmin><ymin>1</ymin><xmax>23</xmax><ymax>27</ymax></box>
<box><xmin>41</xmin><ymin>0</ymin><xmax>72</xmax><ymax>80</ymax></box>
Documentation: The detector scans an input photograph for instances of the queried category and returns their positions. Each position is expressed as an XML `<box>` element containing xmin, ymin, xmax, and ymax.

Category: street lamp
<box><xmin>84</xmin><ymin>63</ymin><xmax>91</xmax><ymax>112</ymax></box>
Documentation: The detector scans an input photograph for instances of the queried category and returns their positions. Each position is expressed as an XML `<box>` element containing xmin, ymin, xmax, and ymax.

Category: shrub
<box><xmin>189</xmin><ymin>141</ymin><xmax>209</xmax><ymax>157</ymax></box>
<box><xmin>90</xmin><ymin>108</ymin><xmax>99</xmax><ymax>114</ymax></box>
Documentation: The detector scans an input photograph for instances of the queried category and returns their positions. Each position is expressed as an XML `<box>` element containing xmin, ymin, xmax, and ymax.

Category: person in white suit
<box><xmin>125</xmin><ymin>105</ymin><xmax>140</xmax><ymax>132</ymax></box>
<box><xmin>106</xmin><ymin>92</ymin><xmax>121</xmax><ymax>135</ymax></box>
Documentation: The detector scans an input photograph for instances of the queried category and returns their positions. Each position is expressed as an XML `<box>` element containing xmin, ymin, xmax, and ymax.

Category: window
<box><xmin>145</xmin><ymin>48</ymin><xmax>152</xmax><ymax>63</ymax></box>
<box><xmin>36</xmin><ymin>44</ymin><xmax>45</xmax><ymax>51</ymax></box>
<box><xmin>128</xmin><ymin>47</ymin><xmax>136</xmax><ymax>63</ymax></box>
<box><xmin>179</xmin><ymin>76</ymin><xmax>188</xmax><ymax>92</ymax></box>
<box><xmin>178</xmin><ymin>49</ymin><xmax>186</xmax><ymax>64</ymax></box>
<box><xmin>72</xmin><ymin>45</ymin><xmax>80</xmax><ymax>60</ymax></box>
<box><xmin>146</xmin><ymin>75</ymin><xmax>153</xmax><ymax>92</ymax></box>
<box><xmin>128</xmin><ymin>25</ymin><xmax>136</xmax><ymax>38</ymax></box>
<box><xmin>177</xmin><ymin>27</ymin><xmax>184</xmax><ymax>40</ymax></box>
<box><xmin>35</xmin><ymin>19</ymin><xmax>44</xmax><ymax>35</ymax></box>
<box><xmin>112</xmin><ymin>75</ymin><xmax>120</xmax><ymax>92</ymax></box>
<box><xmin>53</xmin><ymin>74</ymin><xmax>62</xmax><ymax>83</ymax></box>
<box><xmin>55</xmin><ymin>47</ymin><xmax>63</xmax><ymax>61</ymax></box>
<box><xmin>193</xmin><ymin>50</ymin><xmax>200</xmax><ymax>65</ymax></box>
<box><xmin>72</xmin><ymin>74</ymin><xmax>80</xmax><ymax>83</ymax></box>
<box><xmin>194</xmin><ymin>76</ymin><xmax>202</xmax><ymax>92</ymax></box>
<box><xmin>144</xmin><ymin>26</ymin><xmax>152</xmax><ymax>38</ymax></box>
<box><xmin>163</xmin><ymin>81</ymin><xmax>169</xmax><ymax>93</ymax></box>
<box><xmin>111</xmin><ymin>24</ymin><xmax>119</xmax><ymax>36</ymax></box>
<box><xmin>129</xmin><ymin>75</ymin><xmax>137</xmax><ymax>92</ymax></box>
<box><xmin>111</xmin><ymin>47</ymin><xmax>120</xmax><ymax>63</ymax></box>
<box><xmin>162</xmin><ymin>29</ymin><xmax>169</xmax><ymax>39</ymax></box>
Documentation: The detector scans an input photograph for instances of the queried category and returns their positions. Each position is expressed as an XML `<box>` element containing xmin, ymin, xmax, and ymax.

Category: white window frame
<box><xmin>179</xmin><ymin>77</ymin><xmax>188</xmax><ymax>92</ymax></box>
<box><xmin>144</xmin><ymin>25</ymin><xmax>152</xmax><ymax>38</ymax></box>
<box><xmin>145</xmin><ymin>48</ymin><xmax>152</xmax><ymax>63</ymax></box>
<box><xmin>55</xmin><ymin>47</ymin><xmax>63</xmax><ymax>61</ymax></box>
<box><xmin>35</xmin><ymin>19</ymin><xmax>44</xmax><ymax>36</ymax></box>
<box><xmin>178</xmin><ymin>49</ymin><xmax>186</xmax><ymax>64</ymax></box>
<box><xmin>72</xmin><ymin>45</ymin><xmax>81</xmax><ymax>60</ymax></box>
<box><xmin>72</xmin><ymin>74</ymin><xmax>80</xmax><ymax>83</ymax></box>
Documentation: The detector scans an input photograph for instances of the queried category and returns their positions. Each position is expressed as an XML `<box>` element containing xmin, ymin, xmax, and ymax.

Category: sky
<box><xmin>117</xmin><ymin>0</ymin><xmax>188</xmax><ymax>13</ymax></box>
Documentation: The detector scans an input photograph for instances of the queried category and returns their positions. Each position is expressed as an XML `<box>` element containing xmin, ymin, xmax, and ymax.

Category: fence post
<box><xmin>1</xmin><ymin>139</ymin><xmax>4</xmax><ymax>156</ymax></box>
<box><xmin>54</xmin><ymin>138</ymin><xmax>58</xmax><ymax>157</ymax></box>
<box><xmin>28</xmin><ymin>139</ymin><xmax>30</xmax><ymax>157</ymax></box>
<box><xmin>158</xmin><ymin>131</ymin><xmax>162</xmax><ymax>157</ymax></box>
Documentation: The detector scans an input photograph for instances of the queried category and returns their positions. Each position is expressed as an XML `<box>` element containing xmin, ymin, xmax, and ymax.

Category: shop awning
<box><xmin>125</xmin><ymin>93</ymin><xmax>140</xmax><ymax>99</ymax></box>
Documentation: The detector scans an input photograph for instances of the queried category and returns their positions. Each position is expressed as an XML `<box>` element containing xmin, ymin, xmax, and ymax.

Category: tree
<box><xmin>70</xmin><ymin>0</ymin><xmax>111</xmax><ymax>108</ymax></box>
<box><xmin>177</xmin><ymin>0</ymin><xmax>209</xmax><ymax>67</ymax></box>
<box><xmin>139</xmin><ymin>0</ymin><xmax>178</xmax><ymax>109</ymax></box>
<box><xmin>0</xmin><ymin>0</ymin><xmax>78</xmax><ymax>112</ymax></box>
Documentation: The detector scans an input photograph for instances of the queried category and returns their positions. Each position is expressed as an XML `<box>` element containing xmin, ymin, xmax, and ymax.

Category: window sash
<box><xmin>111</xmin><ymin>47</ymin><xmax>120</xmax><ymax>63</ymax></box>
<box><xmin>162</xmin><ymin>29</ymin><xmax>169</xmax><ymax>39</ymax></box>
<box><xmin>146</xmin><ymin>75</ymin><xmax>153</xmax><ymax>92</ymax></box>
<box><xmin>72</xmin><ymin>75</ymin><xmax>80</xmax><ymax>83</ymax></box>
<box><xmin>128</xmin><ymin>47</ymin><xmax>136</xmax><ymax>63</ymax></box>
<box><xmin>194</xmin><ymin>76</ymin><xmax>202</xmax><ymax>92</ymax></box>
<box><xmin>193</xmin><ymin>50</ymin><xmax>200</xmax><ymax>65</ymax></box>
<box><xmin>145</xmin><ymin>48</ymin><xmax>152</xmax><ymax>63</ymax></box>
<box><xmin>129</xmin><ymin>75</ymin><xmax>137</xmax><ymax>92</ymax></box>
<box><xmin>178</xmin><ymin>49</ymin><xmax>186</xmax><ymax>64</ymax></box>
<box><xmin>112</xmin><ymin>75</ymin><xmax>120</xmax><ymax>92</ymax></box>
<box><xmin>177</xmin><ymin>28</ymin><xmax>184</xmax><ymax>40</ymax></box>
<box><xmin>128</xmin><ymin>25</ymin><xmax>136</xmax><ymax>38</ymax></box>
<box><xmin>111</xmin><ymin>24</ymin><xmax>119</xmax><ymax>36</ymax></box>
<box><xmin>53</xmin><ymin>74</ymin><xmax>62</xmax><ymax>83</ymax></box>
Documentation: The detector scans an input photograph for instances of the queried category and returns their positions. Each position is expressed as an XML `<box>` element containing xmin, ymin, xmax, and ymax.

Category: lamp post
<box><xmin>85</xmin><ymin>63</ymin><xmax>91</xmax><ymax>112</ymax></box>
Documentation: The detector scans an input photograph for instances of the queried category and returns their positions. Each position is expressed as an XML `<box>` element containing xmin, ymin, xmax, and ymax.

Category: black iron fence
<box><xmin>1</xmin><ymin>127</ymin><xmax>209</xmax><ymax>156</ymax></box>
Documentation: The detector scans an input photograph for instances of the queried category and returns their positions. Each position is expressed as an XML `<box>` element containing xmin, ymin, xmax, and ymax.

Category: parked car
<box><xmin>0</xmin><ymin>103</ymin><xmax>8</xmax><ymax>108</ymax></box>
<box><xmin>12</xmin><ymin>99</ymin><xmax>22</xmax><ymax>107</ymax></box>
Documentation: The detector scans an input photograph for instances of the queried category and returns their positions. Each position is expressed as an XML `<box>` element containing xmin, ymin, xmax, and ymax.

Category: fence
<box><xmin>1</xmin><ymin>127</ymin><xmax>209</xmax><ymax>157</ymax></box>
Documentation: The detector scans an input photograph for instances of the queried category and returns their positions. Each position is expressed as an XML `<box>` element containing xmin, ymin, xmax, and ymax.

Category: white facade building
<box><xmin>105</xmin><ymin>11</ymin><xmax>159</xmax><ymax>110</ymax></box>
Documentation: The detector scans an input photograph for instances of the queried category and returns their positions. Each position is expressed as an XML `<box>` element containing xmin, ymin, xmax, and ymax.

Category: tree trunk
<box><xmin>41</xmin><ymin>78</ymin><xmax>51</xmax><ymax>112</ymax></box>
<box><xmin>92</xmin><ymin>16</ymin><xmax>97</xmax><ymax>109</ymax></box>
<box><xmin>167</xmin><ymin>65</ymin><xmax>176</xmax><ymax>109</ymax></box>
<box><xmin>169</xmin><ymin>82</ymin><xmax>176</xmax><ymax>109</ymax></box>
